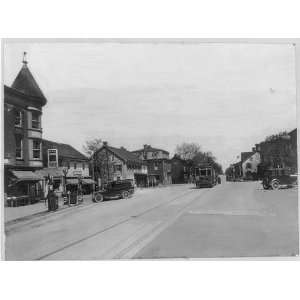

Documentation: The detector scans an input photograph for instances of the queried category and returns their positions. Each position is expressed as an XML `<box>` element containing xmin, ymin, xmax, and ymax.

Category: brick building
<box><xmin>4</xmin><ymin>54</ymin><xmax>47</xmax><ymax>202</ymax></box>
<box><xmin>132</xmin><ymin>145</ymin><xmax>171</xmax><ymax>185</ymax></box>
<box><xmin>170</xmin><ymin>154</ymin><xmax>193</xmax><ymax>184</ymax></box>
<box><xmin>36</xmin><ymin>139</ymin><xmax>92</xmax><ymax>194</ymax></box>
<box><xmin>256</xmin><ymin>128</ymin><xmax>297</xmax><ymax>177</ymax></box>
<box><xmin>93</xmin><ymin>142</ymin><xmax>148</xmax><ymax>187</ymax></box>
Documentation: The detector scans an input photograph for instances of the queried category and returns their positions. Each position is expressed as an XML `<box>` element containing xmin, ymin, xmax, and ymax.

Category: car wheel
<box><xmin>262</xmin><ymin>181</ymin><xmax>270</xmax><ymax>190</ymax></box>
<box><xmin>93</xmin><ymin>193</ymin><xmax>104</xmax><ymax>203</ymax></box>
<box><xmin>121</xmin><ymin>191</ymin><xmax>129</xmax><ymax>199</ymax></box>
<box><xmin>262</xmin><ymin>182</ymin><xmax>269</xmax><ymax>190</ymax></box>
<box><xmin>271</xmin><ymin>179</ymin><xmax>280</xmax><ymax>190</ymax></box>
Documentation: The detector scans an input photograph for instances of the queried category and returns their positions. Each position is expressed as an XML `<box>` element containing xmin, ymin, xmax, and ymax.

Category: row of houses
<box><xmin>3</xmin><ymin>55</ymin><xmax>193</xmax><ymax>205</ymax></box>
<box><xmin>226</xmin><ymin>129</ymin><xmax>297</xmax><ymax>181</ymax></box>
<box><xmin>92</xmin><ymin>143</ymin><xmax>194</xmax><ymax>188</ymax></box>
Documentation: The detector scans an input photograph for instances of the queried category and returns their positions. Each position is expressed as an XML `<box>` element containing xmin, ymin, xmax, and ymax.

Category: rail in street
<box><xmin>5</xmin><ymin>179</ymin><xmax>299</xmax><ymax>260</ymax></box>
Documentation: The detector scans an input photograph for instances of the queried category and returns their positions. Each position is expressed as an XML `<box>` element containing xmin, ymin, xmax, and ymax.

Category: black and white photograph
<box><xmin>2</xmin><ymin>40</ymin><xmax>299</xmax><ymax>260</ymax></box>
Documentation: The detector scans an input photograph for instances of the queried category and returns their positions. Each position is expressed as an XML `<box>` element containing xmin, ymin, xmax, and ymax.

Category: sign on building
<box><xmin>48</xmin><ymin>149</ymin><xmax>58</xmax><ymax>168</ymax></box>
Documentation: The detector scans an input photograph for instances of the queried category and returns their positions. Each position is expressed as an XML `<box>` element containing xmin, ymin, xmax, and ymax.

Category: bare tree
<box><xmin>83</xmin><ymin>138</ymin><xmax>103</xmax><ymax>157</ymax></box>
<box><xmin>175</xmin><ymin>142</ymin><xmax>201</xmax><ymax>160</ymax></box>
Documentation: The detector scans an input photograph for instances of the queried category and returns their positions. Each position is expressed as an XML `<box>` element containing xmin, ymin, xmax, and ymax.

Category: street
<box><xmin>5</xmin><ymin>177</ymin><xmax>299</xmax><ymax>260</ymax></box>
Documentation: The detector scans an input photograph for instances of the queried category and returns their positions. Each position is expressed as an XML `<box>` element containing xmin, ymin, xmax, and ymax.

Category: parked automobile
<box><xmin>262</xmin><ymin>168</ymin><xmax>297</xmax><ymax>190</ymax></box>
<box><xmin>93</xmin><ymin>179</ymin><xmax>134</xmax><ymax>202</ymax></box>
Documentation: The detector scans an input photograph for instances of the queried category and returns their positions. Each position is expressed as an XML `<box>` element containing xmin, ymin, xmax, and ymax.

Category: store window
<box><xmin>114</xmin><ymin>164</ymin><xmax>122</xmax><ymax>172</ymax></box>
<box><xmin>32</xmin><ymin>140</ymin><xmax>41</xmax><ymax>159</ymax></box>
<box><xmin>31</xmin><ymin>111</ymin><xmax>41</xmax><ymax>129</ymax></box>
<box><xmin>15</xmin><ymin>135</ymin><xmax>23</xmax><ymax>159</ymax></box>
<box><xmin>15</xmin><ymin>109</ymin><xmax>22</xmax><ymax>127</ymax></box>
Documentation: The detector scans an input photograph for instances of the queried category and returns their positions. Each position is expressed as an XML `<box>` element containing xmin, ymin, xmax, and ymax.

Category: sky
<box><xmin>3</xmin><ymin>41</ymin><xmax>297</xmax><ymax>169</ymax></box>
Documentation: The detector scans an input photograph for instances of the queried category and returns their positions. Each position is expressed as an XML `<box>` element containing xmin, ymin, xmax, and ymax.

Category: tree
<box><xmin>192</xmin><ymin>151</ymin><xmax>223</xmax><ymax>174</ymax></box>
<box><xmin>83</xmin><ymin>138</ymin><xmax>103</xmax><ymax>157</ymax></box>
<box><xmin>265</xmin><ymin>131</ymin><xmax>290</xmax><ymax>142</ymax></box>
<box><xmin>175</xmin><ymin>142</ymin><xmax>201</xmax><ymax>160</ymax></box>
<box><xmin>175</xmin><ymin>142</ymin><xmax>223</xmax><ymax>174</ymax></box>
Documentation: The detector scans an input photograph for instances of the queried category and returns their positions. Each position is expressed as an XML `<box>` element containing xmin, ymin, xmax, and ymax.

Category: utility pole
<box><xmin>91</xmin><ymin>151</ymin><xmax>95</xmax><ymax>193</ymax></box>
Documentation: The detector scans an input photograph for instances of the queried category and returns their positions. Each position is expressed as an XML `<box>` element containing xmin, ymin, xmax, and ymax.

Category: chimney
<box><xmin>103</xmin><ymin>141</ymin><xmax>108</xmax><ymax>147</ymax></box>
<box><xmin>252</xmin><ymin>147</ymin><xmax>256</xmax><ymax>152</ymax></box>
<box><xmin>143</xmin><ymin>144</ymin><xmax>148</xmax><ymax>149</ymax></box>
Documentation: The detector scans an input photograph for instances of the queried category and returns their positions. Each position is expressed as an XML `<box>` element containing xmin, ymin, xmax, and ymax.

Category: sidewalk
<box><xmin>5</xmin><ymin>194</ymin><xmax>94</xmax><ymax>223</ymax></box>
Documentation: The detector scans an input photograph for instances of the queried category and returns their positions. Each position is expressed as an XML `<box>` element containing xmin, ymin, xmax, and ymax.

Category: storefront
<box><xmin>66</xmin><ymin>177</ymin><xmax>95</xmax><ymax>194</ymax></box>
<box><xmin>134</xmin><ymin>173</ymin><xmax>148</xmax><ymax>187</ymax></box>
<box><xmin>5</xmin><ymin>170</ymin><xmax>43</xmax><ymax>206</ymax></box>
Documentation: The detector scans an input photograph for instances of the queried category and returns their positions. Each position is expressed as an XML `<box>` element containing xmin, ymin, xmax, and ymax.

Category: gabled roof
<box><xmin>241</xmin><ymin>152</ymin><xmax>253</xmax><ymax>163</ymax></box>
<box><xmin>11</xmin><ymin>62</ymin><xmax>47</xmax><ymax>106</ymax></box>
<box><xmin>42</xmin><ymin>139</ymin><xmax>88</xmax><ymax>161</ymax></box>
<box><xmin>132</xmin><ymin>145</ymin><xmax>169</xmax><ymax>155</ymax></box>
<box><xmin>96</xmin><ymin>145</ymin><xmax>145</xmax><ymax>165</ymax></box>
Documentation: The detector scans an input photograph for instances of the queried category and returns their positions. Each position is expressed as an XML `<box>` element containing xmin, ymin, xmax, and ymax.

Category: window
<box><xmin>15</xmin><ymin>135</ymin><xmax>23</xmax><ymax>159</ymax></box>
<box><xmin>31</xmin><ymin>111</ymin><xmax>41</xmax><ymax>129</ymax></box>
<box><xmin>74</xmin><ymin>163</ymin><xmax>77</xmax><ymax>169</ymax></box>
<box><xmin>246</xmin><ymin>162</ymin><xmax>252</xmax><ymax>169</ymax></box>
<box><xmin>200</xmin><ymin>169</ymin><xmax>206</xmax><ymax>176</ymax></box>
<box><xmin>82</xmin><ymin>163</ymin><xmax>85</xmax><ymax>170</ymax></box>
<box><xmin>114</xmin><ymin>165</ymin><xmax>122</xmax><ymax>172</ymax></box>
<box><xmin>32</xmin><ymin>140</ymin><xmax>41</xmax><ymax>159</ymax></box>
<box><xmin>207</xmin><ymin>169</ymin><xmax>211</xmax><ymax>176</ymax></box>
<box><xmin>15</xmin><ymin>109</ymin><xmax>22</xmax><ymax>127</ymax></box>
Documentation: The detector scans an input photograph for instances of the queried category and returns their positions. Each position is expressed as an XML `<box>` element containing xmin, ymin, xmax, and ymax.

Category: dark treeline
<box><xmin>175</xmin><ymin>142</ymin><xmax>223</xmax><ymax>174</ymax></box>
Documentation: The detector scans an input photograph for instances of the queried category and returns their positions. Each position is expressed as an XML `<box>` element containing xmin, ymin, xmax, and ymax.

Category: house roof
<box><xmin>35</xmin><ymin>167</ymin><xmax>64</xmax><ymax>178</ymax></box>
<box><xmin>132</xmin><ymin>145</ymin><xmax>169</xmax><ymax>155</ymax></box>
<box><xmin>11</xmin><ymin>170</ymin><xmax>42</xmax><ymax>181</ymax></box>
<box><xmin>42</xmin><ymin>139</ymin><xmax>88</xmax><ymax>161</ymax></box>
<box><xmin>96</xmin><ymin>145</ymin><xmax>145</xmax><ymax>165</ymax></box>
<box><xmin>241</xmin><ymin>152</ymin><xmax>253</xmax><ymax>163</ymax></box>
<box><xmin>11</xmin><ymin>62</ymin><xmax>47</xmax><ymax>106</ymax></box>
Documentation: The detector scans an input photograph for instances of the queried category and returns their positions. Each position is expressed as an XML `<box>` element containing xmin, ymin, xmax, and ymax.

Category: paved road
<box><xmin>5</xmin><ymin>179</ymin><xmax>298</xmax><ymax>260</ymax></box>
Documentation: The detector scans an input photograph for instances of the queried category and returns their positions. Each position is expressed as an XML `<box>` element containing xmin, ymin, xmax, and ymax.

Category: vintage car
<box><xmin>262</xmin><ymin>168</ymin><xmax>297</xmax><ymax>190</ymax></box>
<box><xmin>93</xmin><ymin>179</ymin><xmax>134</xmax><ymax>202</ymax></box>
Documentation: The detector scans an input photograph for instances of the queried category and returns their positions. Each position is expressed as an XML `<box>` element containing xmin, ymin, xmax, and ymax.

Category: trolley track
<box><xmin>36</xmin><ymin>188</ymin><xmax>207</xmax><ymax>260</ymax></box>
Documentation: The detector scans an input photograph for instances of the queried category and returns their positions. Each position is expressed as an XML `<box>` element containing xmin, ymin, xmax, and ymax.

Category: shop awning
<box><xmin>35</xmin><ymin>168</ymin><xmax>64</xmax><ymax>178</ymax></box>
<box><xmin>66</xmin><ymin>178</ymin><xmax>79</xmax><ymax>185</ymax></box>
<box><xmin>82</xmin><ymin>178</ymin><xmax>95</xmax><ymax>185</ymax></box>
<box><xmin>11</xmin><ymin>171</ymin><xmax>42</xmax><ymax>182</ymax></box>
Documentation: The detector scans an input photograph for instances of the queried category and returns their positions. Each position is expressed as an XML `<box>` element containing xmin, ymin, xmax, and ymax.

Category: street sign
<box><xmin>73</xmin><ymin>170</ymin><xmax>82</xmax><ymax>176</ymax></box>
<box><xmin>48</xmin><ymin>149</ymin><xmax>58</xmax><ymax>168</ymax></box>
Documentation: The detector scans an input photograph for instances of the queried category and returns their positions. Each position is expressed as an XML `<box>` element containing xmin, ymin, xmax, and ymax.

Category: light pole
<box><xmin>62</xmin><ymin>167</ymin><xmax>68</xmax><ymax>193</ymax></box>
<box><xmin>91</xmin><ymin>151</ymin><xmax>96</xmax><ymax>194</ymax></box>
<box><xmin>62</xmin><ymin>167</ymin><xmax>69</xmax><ymax>205</ymax></box>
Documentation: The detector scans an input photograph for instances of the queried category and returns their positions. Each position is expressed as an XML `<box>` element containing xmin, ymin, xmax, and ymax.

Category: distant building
<box><xmin>93</xmin><ymin>142</ymin><xmax>148</xmax><ymax>187</ymax></box>
<box><xmin>241</xmin><ymin>152</ymin><xmax>261</xmax><ymax>180</ymax></box>
<box><xmin>227</xmin><ymin>161</ymin><xmax>242</xmax><ymax>181</ymax></box>
<box><xmin>255</xmin><ymin>129</ymin><xmax>297</xmax><ymax>176</ymax></box>
<box><xmin>170</xmin><ymin>154</ymin><xmax>193</xmax><ymax>184</ymax></box>
<box><xmin>4</xmin><ymin>54</ymin><xmax>47</xmax><ymax>202</ymax></box>
<box><xmin>38</xmin><ymin>139</ymin><xmax>92</xmax><ymax>194</ymax></box>
<box><xmin>132</xmin><ymin>145</ymin><xmax>171</xmax><ymax>185</ymax></box>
